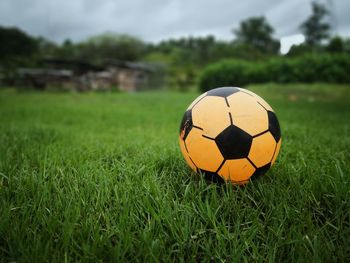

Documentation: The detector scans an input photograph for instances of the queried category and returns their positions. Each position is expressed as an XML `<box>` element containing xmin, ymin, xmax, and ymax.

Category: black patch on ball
<box><xmin>250</xmin><ymin>163</ymin><xmax>271</xmax><ymax>180</ymax></box>
<box><xmin>215</xmin><ymin>125</ymin><xmax>253</xmax><ymax>159</ymax></box>
<box><xmin>199</xmin><ymin>169</ymin><xmax>225</xmax><ymax>184</ymax></box>
<box><xmin>179</xmin><ymin>109</ymin><xmax>193</xmax><ymax>140</ymax></box>
<box><xmin>267</xmin><ymin>111</ymin><xmax>281</xmax><ymax>142</ymax></box>
<box><xmin>207</xmin><ymin>87</ymin><xmax>240</xmax><ymax>98</ymax></box>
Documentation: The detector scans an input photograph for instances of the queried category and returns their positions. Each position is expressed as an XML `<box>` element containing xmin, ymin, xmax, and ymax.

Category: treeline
<box><xmin>0</xmin><ymin>1</ymin><xmax>349</xmax><ymax>89</ymax></box>
<box><xmin>199</xmin><ymin>1</ymin><xmax>350</xmax><ymax>90</ymax></box>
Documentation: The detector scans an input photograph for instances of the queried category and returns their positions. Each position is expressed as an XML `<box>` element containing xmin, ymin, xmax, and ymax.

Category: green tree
<box><xmin>326</xmin><ymin>36</ymin><xmax>344</xmax><ymax>53</ymax></box>
<box><xmin>36</xmin><ymin>37</ymin><xmax>58</xmax><ymax>57</ymax></box>
<box><xmin>287</xmin><ymin>44</ymin><xmax>312</xmax><ymax>56</ymax></box>
<box><xmin>56</xmin><ymin>39</ymin><xmax>75</xmax><ymax>57</ymax></box>
<box><xmin>300</xmin><ymin>1</ymin><xmax>330</xmax><ymax>47</ymax></box>
<box><xmin>0</xmin><ymin>26</ymin><xmax>38</xmax><ymax>61</ymax></box>
<box><xmin>0</xmin><ymin>26</ymin><xmax>40</xmax><ymax>85</ymax></box>
<box><xmin>232</xmin><ymin>16</ymin><xmax>280</xmax><ymax>54</ymax></box>
<box><xmin>344</xmin><ymin>39</ymin><xmax>350</xmax><ymax>53</ymax></box>
<box><xmin>77</xmin><ymin>33</ymin><xmax>146</xmax><ymax>62</ymax></box>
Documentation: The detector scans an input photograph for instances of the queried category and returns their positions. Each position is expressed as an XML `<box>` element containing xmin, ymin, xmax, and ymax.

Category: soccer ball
<box><xmin>179</xmin><ymin>87</ymin><xmax>281</xmax><ymax>185</ymax></box>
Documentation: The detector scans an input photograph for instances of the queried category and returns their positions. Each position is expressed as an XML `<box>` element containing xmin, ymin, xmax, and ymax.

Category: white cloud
<box><xmin>280</xmin><ymin>34</ymin><xmax>305</xmax><ymax>54</ymax></box>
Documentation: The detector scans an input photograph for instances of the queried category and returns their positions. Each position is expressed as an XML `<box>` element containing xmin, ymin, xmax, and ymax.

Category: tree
<box><xmin>287</xmin><ymin>43</ymin><xmax>312</xmax><ymax>56</ymax></box>
<box><xmin>300</xmin><ymin>2</ymin><xmax>330</xmax><ymax>47</ymax></box>
<box><xmin>52</xmin><ymin>38</ymin><xmax>77</xmax><ymax>58</ymax></box>
<box><xmin>326</xmin><ymin>36</ymin><xmax>344</xmax><ymax>53</ymax></box>
<box><xmin>77</xmin><ymin>33</ymin><xmax>146</xmax><ymax>62</ymax></box>
<box><xmin>344</xmin><ymin>39</ymin><xmax>350</xmax><ymax>53</ymax></box>
<box><xmin>233</xmin><ymin>16</ymin><xmax>280</xmax><ymax>54</ymax></box>
<box><xmin>36</xmin><ymin>37</ymin><xmax>58</xmax><ymax>57</ymax></box>
<box><xmin>0</xmin><ymin>26</ymin><xmax>40</xmax><ymax>85</ymax></box>
<box><xmin>0</xmin><ymin>26</ymin><xmax>39</xmax><ymax>61</ymax></box>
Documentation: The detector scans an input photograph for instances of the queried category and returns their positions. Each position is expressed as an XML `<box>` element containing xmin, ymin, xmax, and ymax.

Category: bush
<box><xmin>199</xmin><ymin>53</ymin><xmax>350</xmax><ymax>92</ymax></box>
<box><xmin>199</xmin><ymin>60</ymin><xmax>252</xmax><ymax>91</ymax></box>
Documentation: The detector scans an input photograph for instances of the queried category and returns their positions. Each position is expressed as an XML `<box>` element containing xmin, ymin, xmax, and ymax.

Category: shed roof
<box><xmin>105</xmin><ymin>59</ymin><xmax>153</xmax><ymax>72</ymax></box>
<box><xmin>40</xmin><ymin>58</ymin><xmax>104</xmax><ymax>71</ymax></box>
<box><xmin>18</xmin><ymin>68</ymin><xmax>73</xmax><ymax>77</ymax></box>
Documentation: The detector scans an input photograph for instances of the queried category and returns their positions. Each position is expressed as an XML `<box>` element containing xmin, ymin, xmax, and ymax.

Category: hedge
<box><xmin>199</xmin><ymin>53</ymin><xmax>350</xmax><ymax>92</ymax></box>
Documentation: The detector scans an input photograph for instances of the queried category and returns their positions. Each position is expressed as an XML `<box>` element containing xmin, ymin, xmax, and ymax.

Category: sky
<box><xmin>0</xmin><ymin>0</ymin><xmax>349</xmax><ymax>53</ymax></box>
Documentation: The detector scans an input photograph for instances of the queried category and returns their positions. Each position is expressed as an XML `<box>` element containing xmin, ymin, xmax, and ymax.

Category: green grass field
<box><xmin>0</xmin><ymin>84</ymin><xmax>349</xmax><ymax>262</ymax></box>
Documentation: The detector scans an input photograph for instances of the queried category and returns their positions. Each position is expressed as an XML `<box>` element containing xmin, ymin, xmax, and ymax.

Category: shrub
<box><xmin>199</xmin><ymin>60</ymin><xmax>253</xmax><ymax>91</ymax></box>
<box><xmin>199</xmin><ymin>53</ymin><xmax>350</xmax><ymax>92</ymax></box>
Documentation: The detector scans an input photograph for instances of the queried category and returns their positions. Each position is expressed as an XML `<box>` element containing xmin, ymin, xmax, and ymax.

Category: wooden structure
<box><xmin>17</xmin><ymin>58</ymin><xmax>164</xmax><ymax>92</ymax></box>
<box><xmin>105</xmin><ymin>60</ymin><xmax>154</xmax><ymax>92</ymax></box>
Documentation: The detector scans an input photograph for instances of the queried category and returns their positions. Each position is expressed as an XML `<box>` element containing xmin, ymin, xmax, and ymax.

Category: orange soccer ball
<box><xmin>179</xmin><ymin>87</ymin><xmax>281</xmax><ymax>185</ymax></box>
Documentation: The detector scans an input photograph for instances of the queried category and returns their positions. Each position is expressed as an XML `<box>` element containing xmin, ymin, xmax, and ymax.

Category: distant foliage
<box><xmin>326</xmin><ymin>36</ymin><xmax>345</xmax><ymax>53</ymax></box>
<box><xmin>199</xmin><ymin>54</ymin><xmax>350</xmax><ymax>91</ymax></box>
<box><xmin>75</xmin><ymin>33</ymin><xmax>147</xmax><ymax>62</ymax></box>
<box><xmin>0</xmin><ymin>26</ymin><xmax>38</xmax><ymax>61</ymax></box>
<box><xmin>233</xmin><ymin>16</ymin><xmax>280</xmax><ymax>55</ymax></box>
<box><xmin>0</xmin><ymin>26</ymin><xmax>41</xmax><ymax>85</ymax></box>
<box><xmin>300</xmin><ymin>2</ymin><xmax>330</xmax><ymax>47</ymax></box>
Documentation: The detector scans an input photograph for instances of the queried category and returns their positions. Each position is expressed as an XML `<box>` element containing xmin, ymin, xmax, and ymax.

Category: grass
<box><xmin>0</xmin><ymin>84</ymin><xmax>349</xmax><ymax>262</ymax></box>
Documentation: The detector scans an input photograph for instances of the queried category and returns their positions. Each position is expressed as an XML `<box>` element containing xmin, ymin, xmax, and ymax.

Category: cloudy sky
<box><xmin>1</xmin><ymin>0</ymin><xmax>349</xmax><ymax>49</ymax></box>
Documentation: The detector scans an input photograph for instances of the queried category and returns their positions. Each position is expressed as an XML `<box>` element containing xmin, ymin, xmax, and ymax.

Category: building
<box><xmin>105</xmin><ymin>60</ymin><xmax>164</xmax><ymax>92</ymax></box>
<box><xmin>17</xmin><ymin>58</ymin><xmax>165</xmax><ymax>92</ymax></box>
